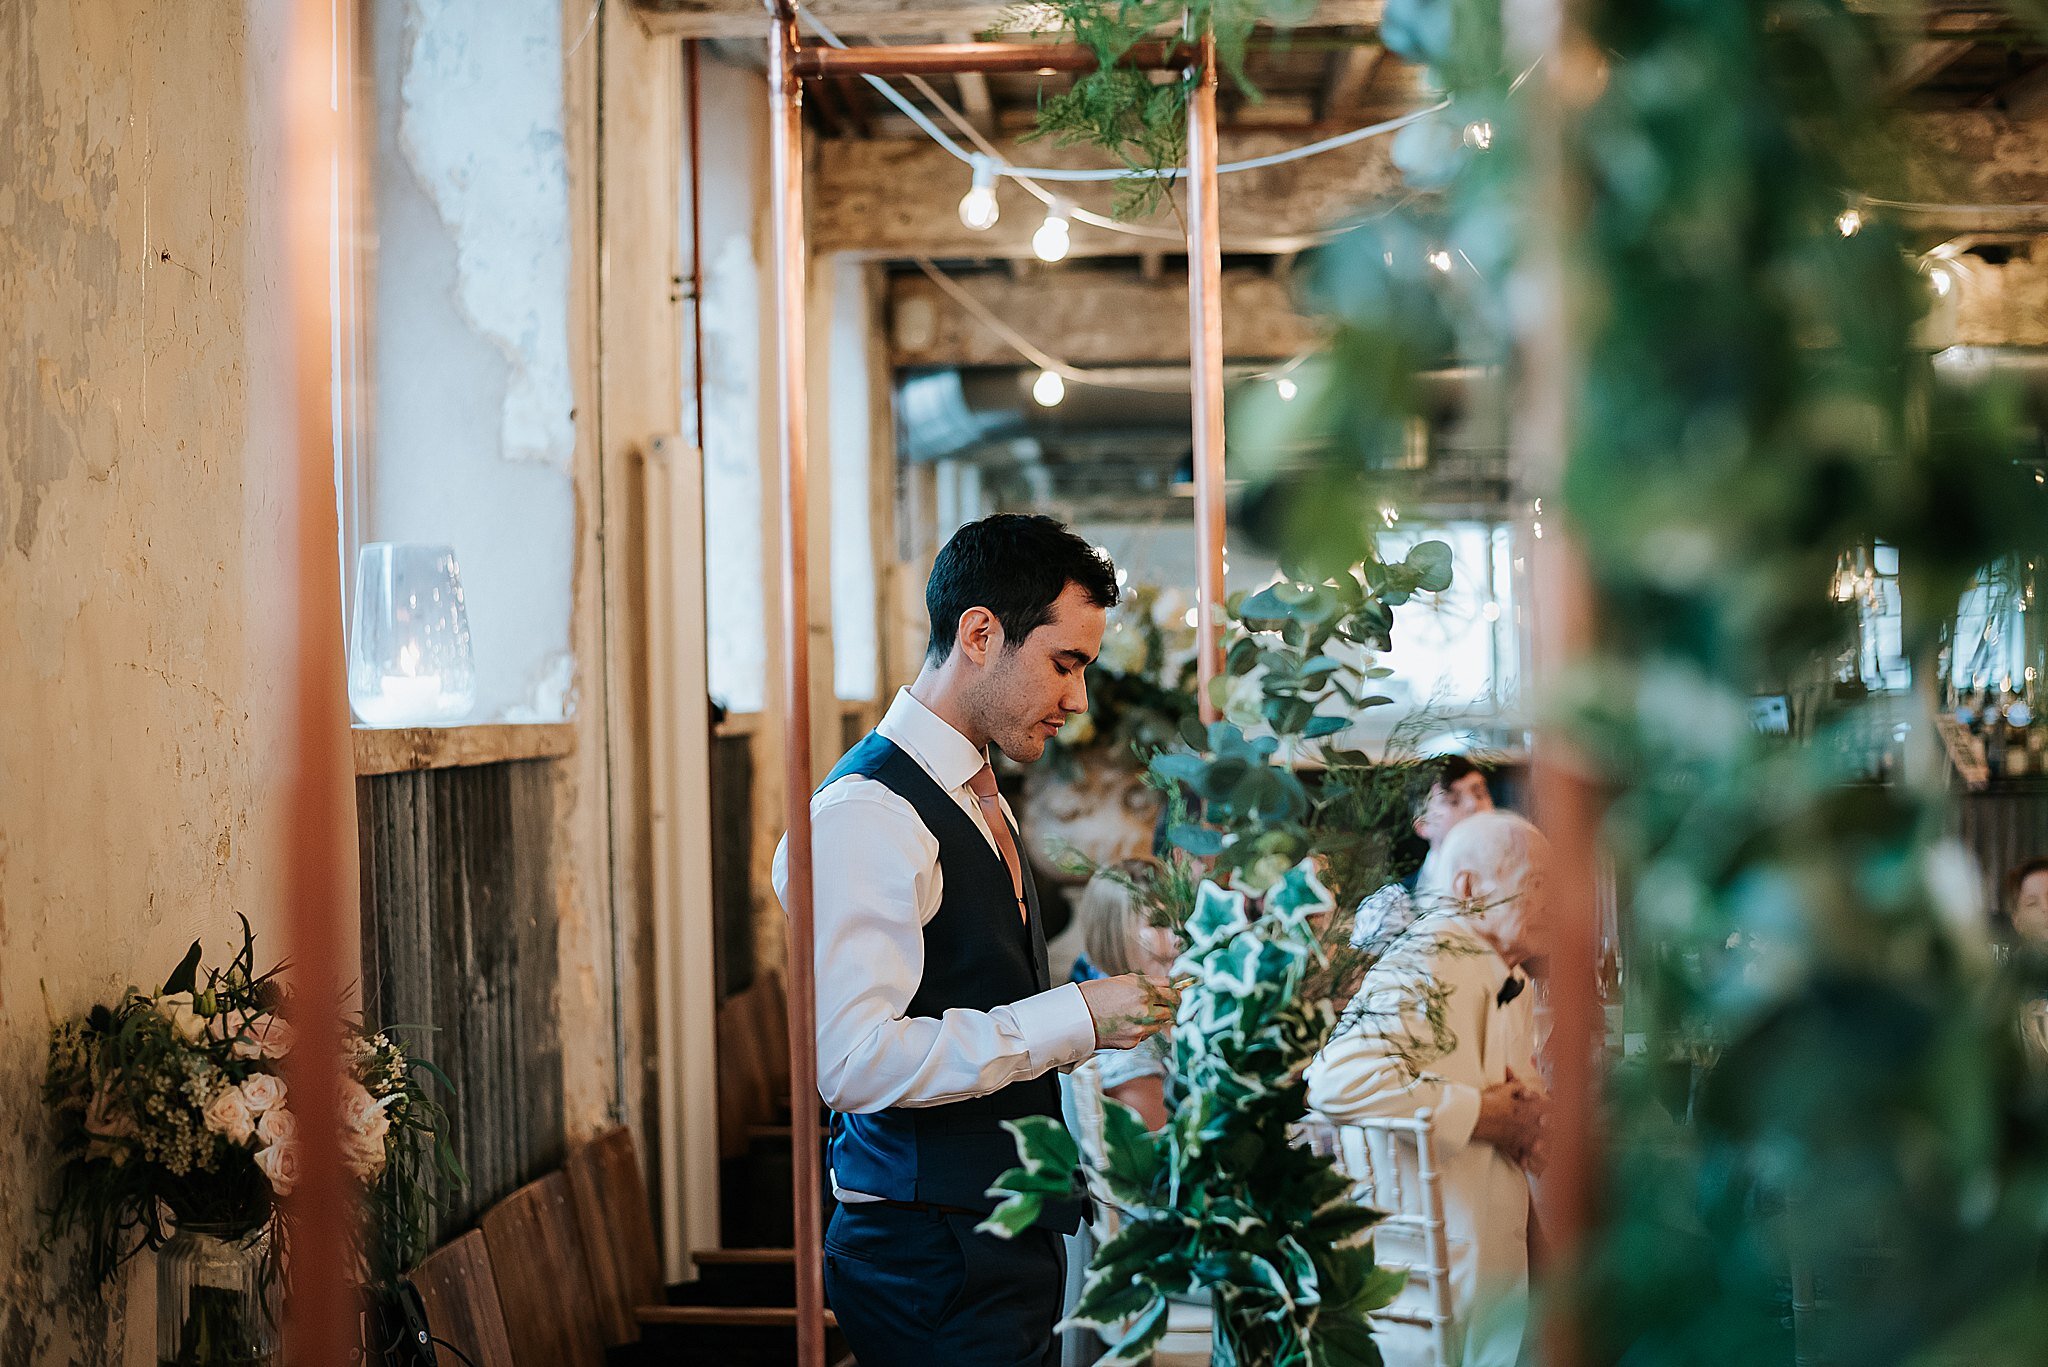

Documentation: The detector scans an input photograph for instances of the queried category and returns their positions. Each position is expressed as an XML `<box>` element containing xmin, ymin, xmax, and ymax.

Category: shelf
<box><xmin>352</xmin><ymin>722</ymin><xmax>576</xmax><ymax>776</ymax></box>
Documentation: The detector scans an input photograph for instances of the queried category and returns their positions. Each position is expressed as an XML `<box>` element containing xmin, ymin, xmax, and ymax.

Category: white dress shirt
<box><xmin>772</xmin><ymin>689</ymin><xmax>1099</xmax><ymax>1166</ymax></box>
<box><xmin>1305</xmin><ymin>913</ymin><xmax>1541</xmax><ymax>1367</ymax></box>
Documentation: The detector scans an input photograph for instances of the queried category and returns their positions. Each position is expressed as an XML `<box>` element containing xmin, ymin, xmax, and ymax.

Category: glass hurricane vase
<box><xmin>157</xmin><ymin>1220</ymin><xmax>280</xmax><ymax>1367</ymax></box>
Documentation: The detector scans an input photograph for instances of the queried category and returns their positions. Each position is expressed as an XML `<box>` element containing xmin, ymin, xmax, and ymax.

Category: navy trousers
<box><xmin>824</xmin><ymin>1203</ymin><xmax>1066</xmax><ymax>1367</ymax></box>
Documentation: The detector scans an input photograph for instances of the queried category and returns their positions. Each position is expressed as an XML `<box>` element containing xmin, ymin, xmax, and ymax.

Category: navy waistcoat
<box><xmin>820</xmin><ymin>731</ymin><xmax>1081</xmax><ymax>1233</ymax></box>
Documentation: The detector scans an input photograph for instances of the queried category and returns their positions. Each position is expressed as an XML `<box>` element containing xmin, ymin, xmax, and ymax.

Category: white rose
<box><xmin>208</xmin><ymin>1008</ymin><xmax>252</xmax><ymax>1047</ymax></box>
<box><xmin>238</xmin><ymin>1073</ymin><xmax>287</xmax><ymax>1114</ymax></box>
<box><xmin>202</xmin><ymin>1086</ymin><xmax>257</xmax><ymax>1146</ymax></box>
<box><xmin>254</xmin><ymin>1141</ymin><xmax>299</xmax><ymax>1197</ymax></box>
<box><xmin>1221</xmin><ymin>668</ymin><xmax>1268</xmax><ymax>729</ymax></box>
<box><xmin>256</xmin><ymin>1106</ymin><xmax>297</xmax><ymax>1147</ymax></box>
<box><xmin>156</xmin><ymin>996</ymin><xmax>208</xmax><ymax>1044</ymax></box>
<box><xmin>1096</xmin><ymin>623</ymin><xmax>1149</xmax><ymax>676</ymax></box>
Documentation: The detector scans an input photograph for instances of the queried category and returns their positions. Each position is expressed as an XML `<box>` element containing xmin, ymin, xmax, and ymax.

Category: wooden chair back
<box><xmin>410</xmin><ymin>1230</ymin><xmax>516</xmax><ymax>1367</ymax></box>
<box><xmin>716</xmin><ymin>969</ymin><xmax>792</xmax><ymax>1157</ymax></box>
<box><xmin>478</xmin><ymin>1171</ymin><xmax>607</xmax><ymax>1367</ymax></box>
<box><xmin>566</xmin><ymin>1125</ymin><xmax>665</xmax><ymax>1345</ymax></box>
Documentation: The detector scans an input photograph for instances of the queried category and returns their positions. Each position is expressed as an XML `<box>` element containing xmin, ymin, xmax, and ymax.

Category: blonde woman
<box><xmin>1076</xmin><ymin>859</ymin><xmax>1179</xmax><ymax>1130</ymax></box>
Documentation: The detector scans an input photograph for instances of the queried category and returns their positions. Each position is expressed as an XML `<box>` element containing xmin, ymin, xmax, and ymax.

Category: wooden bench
<box><xmin>478</xmin><ymin>1171</ymin><xmax>607</xmax><ymax>1367</ymax></box>
<box><xmin>567</xmin><ymin>1123</ymin><xmax>838</xmax><ymax>1338</ymax></box>
<box><xmin>411</xmin><ymin>1230</ymin><xmax>516</xmax><ymax>1367</ymax></box>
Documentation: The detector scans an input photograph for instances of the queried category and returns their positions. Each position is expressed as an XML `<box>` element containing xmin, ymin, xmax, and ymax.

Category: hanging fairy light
<box><xmin>1427</xmin><ymin>248</ymin><xmax>1454</xmax><ymax>273</ymax></box>
<box><xmin>958</xmin><ymin>156</ymin><xmax>1001</xmax><ymax>231</ymax></box>
<box><xmin>1031</xmin><ymin>202</ymin><xmax>1072</xmax><ymax>262</ymax></box>
<box><xmin>1462</xmin><ymin>120</ymin><xmax>1494</xmax><ymax>150</ymax></box>
<box><xmin>1928</xmin><ymin>262</ymin><xmax>1955</xmax><ymax>297</ymax></box>
<box><xmin>1836</xmin><ymin>207</ymin><xmax>1863</xmax><ymax>237</ymax></box>
<box><xmin>1032</xmin><ymin>368</ymin><xmax>1066</xmax><ymax>407</ymax></box>
<box><xmin>1275</xmin><ymin>377</ymin><xmax>1299</xmax><ymax>401</ymax></box>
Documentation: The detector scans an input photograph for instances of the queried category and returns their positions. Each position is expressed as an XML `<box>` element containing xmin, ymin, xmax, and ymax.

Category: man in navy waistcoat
<box><xmin>774</xmin><ymin>514</ymin><xmax>1175</xmax><ymax>1366</ymax></box>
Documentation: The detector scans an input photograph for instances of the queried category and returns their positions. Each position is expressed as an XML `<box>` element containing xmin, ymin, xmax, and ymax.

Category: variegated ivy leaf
<box><xmin>1097</xmin><ymin>1293</ymin><xmax>1171</xmax><ymax>1367</ymax></box>
<box><xmin>1097</xmin><ymin>1097</ymin><xmax>1164</xmax><ymax>1195</ymax></box>
<box><xmin>1002</xmin><ymin>1114</ymin><xmax>1080</xmax><ymax>1176</ymax></box>
<box><xmin>1188</xmin><ymin>879</ymin><xmax>1250</xmax><ymax>943</ymax></box>
<box><xmin>975</xmin><ymin>1193</ymin><xmax>1044</xmax><ymax>1239</ymax></box>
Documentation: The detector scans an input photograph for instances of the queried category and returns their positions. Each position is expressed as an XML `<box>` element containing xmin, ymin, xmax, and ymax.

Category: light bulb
<box><xmin>1836</xmin><ymin>207</ymin><xmax>1862</xmax><ymax>237</ymax></box>
<box><xmin>1275</xmin><ymin>377</ymin><xmax>1298</xmax><ymax>401</ymax></box>
<box><xmin>1427</xmin><ymin>248</ymin><xmax>1454</xmax><ymax>273</ymax></box>
<box><xmin>959</xmin><ymin>157</ymin><xmax>1001</xmax><ymax>231</ymax></box>
<box><xmin>1032</xmin><ymin>369</ymin><xmax>1066</xmax><ymax>407</ymax></box>
<box><xmin>1929</xmin><ymin>263</ymin><xmax>1954</xmax><ymax>297</ymax></box>
<box><xmin>1462</xmin><ymin>120</ymin><xmax>1494</xmax><ymax>150</ymax></box>
<box><xmin>1032</xmin><ymin>207</ymin><xmax>1071</xmax><ymax>262</ymax></box>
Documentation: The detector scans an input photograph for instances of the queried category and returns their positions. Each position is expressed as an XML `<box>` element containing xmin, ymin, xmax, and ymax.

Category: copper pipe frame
<box><xmin>1511</xmin><ymin>1</ymin><xmax>1601</xmax><ymax>1362</ymax></box>
<box><xmin>1188</xmin><ymin>36</ymin><xmax>1228</xmax><ymax>724</ymax></box>
<box><xmin>768</xmin><ymin>5</ymin><xmax>829</xmax><ymax>1366</ymax></box>
<box><xmin>793</xmin><ymin>39</ymin><xmax>1185</xmax><ymax>78</ymax></box>
<box><xmin>282</xmin><ymin>1</ymin><xmax>361</xmax><ymax>1363</ymax></box>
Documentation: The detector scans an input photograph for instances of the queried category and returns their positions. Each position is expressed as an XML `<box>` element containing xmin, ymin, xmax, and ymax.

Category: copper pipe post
<box><xmin>1188</xmin><ymin>36</ymin><xmax>1228</xmax><ymax>724</ymax></box>
<box><xmin>768</xmin><ymin>5</ymin><xmax>828</xmax><ymax>1366</ymax></box>
<box><xmin>281</xmin><ymin>0</ymin><xmax>361</xmax><ymax>1363</ymax></box>
<box><xmin>1510</xmin><ymin>0</ymin><xmax>1600</xmax><ymax>1361</ymax></box>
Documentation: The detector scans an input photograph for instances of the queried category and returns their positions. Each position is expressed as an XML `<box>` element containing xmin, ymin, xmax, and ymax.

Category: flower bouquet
<box><xmin>43</xmin><ymin>918</ymin><xmax>459</xmax><ymax>1366</ymax></box>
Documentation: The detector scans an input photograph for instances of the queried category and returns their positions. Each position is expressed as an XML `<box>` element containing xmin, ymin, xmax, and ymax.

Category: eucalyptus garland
<box><xmin>1016</xmin><ymin>0</ymin><xmax>2048</xmax><ymax>1362</ymax></box>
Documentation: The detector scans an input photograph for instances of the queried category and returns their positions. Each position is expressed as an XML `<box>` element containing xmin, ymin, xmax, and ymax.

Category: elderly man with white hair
<box><xmin>1306</xmin><ymin>810</ymin><xmax>1552</xmax><ymax>1367</ymax></box>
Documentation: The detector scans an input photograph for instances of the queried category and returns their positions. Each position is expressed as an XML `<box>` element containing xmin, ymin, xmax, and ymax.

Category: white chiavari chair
<box><xmin>1329</xmin><ymin>1112</ymin><xmax>1458</xmax><ymax>1367</ymax></box>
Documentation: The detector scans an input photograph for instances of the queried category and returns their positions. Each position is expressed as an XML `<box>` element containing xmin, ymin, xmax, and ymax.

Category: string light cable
<box><xmin>910</xmin><ymin>255</ymin><xmax>1321</xmax><ymax>394</ymax></box>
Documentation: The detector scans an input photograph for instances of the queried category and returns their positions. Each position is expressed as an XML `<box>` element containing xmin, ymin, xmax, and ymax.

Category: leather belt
<box><xmin>862</xmin><ymin>1198</ymin><xmax>982</xmax><ymax>1217</ymax></box>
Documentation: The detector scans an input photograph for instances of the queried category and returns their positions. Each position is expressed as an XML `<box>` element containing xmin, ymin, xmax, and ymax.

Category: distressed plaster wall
<box><xmin>0</xmin><ymin>2</ymin><xmax>304</xmax><ymax>1363</ymax></box>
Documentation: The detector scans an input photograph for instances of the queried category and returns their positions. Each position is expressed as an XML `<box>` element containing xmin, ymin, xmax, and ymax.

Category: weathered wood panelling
<box><xmin>711</xmin><ymin>732</ymin><xmax>758</xmax><ymax>999</ymax></box>
<box><xmin>358</xmin><ymin>760</ymin><xmax>566</xmax><ymax>1242</ymax></box>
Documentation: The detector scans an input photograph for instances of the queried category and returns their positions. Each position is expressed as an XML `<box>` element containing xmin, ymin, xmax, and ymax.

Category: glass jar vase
<box><xmin>157</xmin><ymin>1220</ymin><xmax>280</xmax><ymax>1367</ymax></box>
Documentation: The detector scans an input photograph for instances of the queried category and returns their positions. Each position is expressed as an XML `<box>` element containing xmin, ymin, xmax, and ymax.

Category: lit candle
<box><xmin>357</xmin><ymin>672</ymin><xmax>443</xmax><ymax>726</ymax></box>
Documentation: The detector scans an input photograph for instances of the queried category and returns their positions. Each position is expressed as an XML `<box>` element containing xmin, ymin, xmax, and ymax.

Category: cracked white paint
<box><xmin>396</xmin><ymin>0</ymin><xmax>575</xmax><ymax>471</ymax></box>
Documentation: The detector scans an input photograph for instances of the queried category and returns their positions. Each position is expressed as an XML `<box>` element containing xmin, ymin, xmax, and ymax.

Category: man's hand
<box><xmin>1472</xmin><ymin>1071</ymin><xmax>1549</xmax><ymax>1169</ymax></box>
<box><xmin>1078</xmin><ymin>973</ymin><xmax>1180</xmax><ymax>1050</ymax></box>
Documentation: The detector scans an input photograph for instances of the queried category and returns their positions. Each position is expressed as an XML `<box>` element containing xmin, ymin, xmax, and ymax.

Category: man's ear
<box><xmin>1413</xmin><ymin>814</ymin><xmax>1430</xmax><ymax>840</ymax></box>
<box><xmin>955</xmin><ymin>606</ymin><xmax>1001</xmax><ymax>665</ymax></box>
<box><xmin>1450</xmin><ymin>869</ymin><xmax>1479</xmax><ymax>904</ymax></box>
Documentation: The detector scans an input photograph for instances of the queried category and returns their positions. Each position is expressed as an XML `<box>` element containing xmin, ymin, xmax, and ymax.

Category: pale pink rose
<box><xmin>339</xmin><ymin>1081</ymin><xmax>381</xmax><ymax>1130</ymax></box>
<box><xmin>84</xmin><ymin>1085</ymin><xmax>138</xmax><ymax>1141</ymax></box>
<box><xmin>232</xmin><ymin>1014</ymin><xmax>295</xmax><ymax>1061</ymax></box>
<box><xmin>343</xmin><ymin>1125</ymin><xmax>389</xmax><ymax>1182</ymax></box>
<box><xmin>208</xmin><ymin>1008</ymin><xmax>251</xmax><ymax>1046</ymax></box>
<box><xmin>202</xmin><ymin>1086</ymin><xmax>257</xmax><ymax>1146</ymax></box>
<box><xmin>254</xmin><ymin>1141</ymin><xmax>299</xmax><ymax>1197</ymax></box>
<box><xmin>256</xmin><ymin>1106</ymin><xmax>297</xmax><ymax>1147</ymax></box>
<box><xmin>238</xmin><ymin>1073</ymin><xmax>287</xmax><ymax>1114</ymax></box>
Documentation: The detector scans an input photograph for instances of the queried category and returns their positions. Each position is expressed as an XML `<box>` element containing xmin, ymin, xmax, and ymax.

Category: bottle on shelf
<box><xmin>1986</xmin><ymin>679</ymin><xmax>2010</xmax><ymax>776</ymax></box>
<box><xmin>2005</xmin><ymin>682</ymin><xmax>2032</xmax><ymax>778</ymax></box>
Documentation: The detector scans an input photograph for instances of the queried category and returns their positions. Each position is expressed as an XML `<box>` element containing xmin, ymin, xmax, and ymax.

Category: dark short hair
<box><xmin>2011</xmin><ymin>857</ymin><xmax>2048</xmax><ymax>906</ymax></box>
<box><xmin>925</xmin><ymin>514</ymin><xmax>1120</xmax><ymax>664</ymax></box>
<box><xmin>1411</xmin><ymin>753</ymin><xmax>1487</xmax><ymax>820</ymax></box>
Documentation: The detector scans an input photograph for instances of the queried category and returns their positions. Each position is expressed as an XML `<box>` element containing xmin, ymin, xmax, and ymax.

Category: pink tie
<box><xmin>968</xmin><ymin>762</ymin><xmax>1028</xmax><ymax>924</ymax></box>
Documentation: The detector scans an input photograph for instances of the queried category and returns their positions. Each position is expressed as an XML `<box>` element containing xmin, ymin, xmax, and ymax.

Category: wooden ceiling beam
<box><xmin>1319</xmin><ymin>41</ymin><xmax>1384</xmax><ymax>122</ymax></box>
<box><xmin>634</xmin><ymin>0</ymin><xmax>1385</xmax><ymax>40</ymax></box>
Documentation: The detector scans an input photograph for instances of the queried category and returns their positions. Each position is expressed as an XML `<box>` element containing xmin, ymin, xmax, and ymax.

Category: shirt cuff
<box><xmin>1427</xmin><ymin>1081</ymin><xmax>1482</xmax><ymax>1152</ymax></box>
<box><xmin>1010</xmin><ymin>982</ymin><xmax>1098</xmax><ymax>1073</ymax></box>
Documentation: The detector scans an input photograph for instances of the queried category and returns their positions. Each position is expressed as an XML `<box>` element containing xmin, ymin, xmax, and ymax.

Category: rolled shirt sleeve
<box><xmin>773</xmin><ymin>783</ymin><xmax>1098</xmax><ymax>1114</ymax></box>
